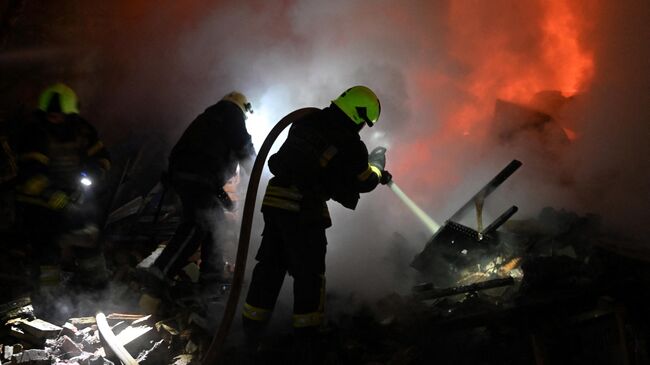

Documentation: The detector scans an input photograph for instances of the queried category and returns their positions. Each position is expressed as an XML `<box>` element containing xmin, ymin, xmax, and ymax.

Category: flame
<box><xmin>395</xmin><ymin>1</ymin><xmax>594</xmax><ymax>202</ymax></box>
<box><xmin>444</xmin><ymin>1</ymin><xmax>595</xmax><ymax>136</ymax></box>
<box><xmin>541</xmin><ymin>1</ymin><xmax>595</xmax><ymax>98</ymax></box>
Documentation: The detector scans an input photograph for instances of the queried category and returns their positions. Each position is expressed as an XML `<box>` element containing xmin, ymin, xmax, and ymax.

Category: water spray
<box><xmin>387</xmin><ymin>180</ymin><xmax>440</xmax><ymax>234</ymax></box>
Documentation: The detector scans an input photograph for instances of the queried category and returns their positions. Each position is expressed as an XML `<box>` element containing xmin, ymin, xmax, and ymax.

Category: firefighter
<box><xmin>15</xmin><ymin>83</ymin><xmax>111</xmax><ymax>320</ymax></box>
<box><xmin>144</xmin><ymin>91</ymin><xmax>256</xmax><ymax>301</ymax></box>
<box><xmin>242</xmin><ymin>86</ymin><xmax>391</xmax><ymax>359</ymax></box>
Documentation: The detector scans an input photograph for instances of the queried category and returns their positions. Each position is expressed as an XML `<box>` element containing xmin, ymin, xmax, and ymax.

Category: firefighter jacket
<box><xmin>262</xmin><ymin>104</ymin><xmax>381</xmax><ymax>225</ymax></box>
<box><xmin>168</xmin><ymin>100</ymin><xmax>256</xmax><ymax>189</ymax></box>
<box><xmin>15</xmin><ymin>111</ymin><xmax>111</xmax><ymax>210</ymax></box>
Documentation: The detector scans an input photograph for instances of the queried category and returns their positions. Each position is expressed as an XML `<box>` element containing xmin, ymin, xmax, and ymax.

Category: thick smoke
<box><xmin>4</xmin><ymin>1</ymin><xmax>649</xmax><ymax>303</ymax></box>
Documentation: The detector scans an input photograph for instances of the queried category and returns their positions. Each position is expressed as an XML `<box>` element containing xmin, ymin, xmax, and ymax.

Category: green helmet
<box><xmin>332</xmin><ymin>86</ymin><xmax>380</xmax><ymax>127</ymax></box>
<box><xmin>38</xmin><ymin>83</ymin><xmax>79</xmax><ymax>114</ymax></box>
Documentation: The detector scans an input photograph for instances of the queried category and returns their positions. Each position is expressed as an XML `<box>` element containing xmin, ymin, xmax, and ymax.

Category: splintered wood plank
<box><xmin>69</xmin><ymin>316</ymin><xmax>97</xmax><ymax>328</ymax></box>
<box><xmin>106</xmin><ymin>313</ymin><xmax>149</xmax><ymax>322</ymax></box>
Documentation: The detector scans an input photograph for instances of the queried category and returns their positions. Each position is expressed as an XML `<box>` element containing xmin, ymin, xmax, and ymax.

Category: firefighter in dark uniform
<box><xmin>242</xmin><ymin>86</ymin><xmax>391</xmax><ymax>359</ymax></box>
<box><xmin>15</xmin><ymin>83</ymin><xmax>111</xmax><ymax>319</ymax></box>
<box><xmin>147</xmin><ymin>91</ymin><xmax>256</xmax><ymax>298</ymax></box>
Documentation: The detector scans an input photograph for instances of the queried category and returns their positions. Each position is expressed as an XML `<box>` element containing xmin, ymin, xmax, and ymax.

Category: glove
<box><xmin>47</xmin><ymin>191</ymin><xmax>70</xmax><ymax>210</ymax></box>
<box><xmin>380</xmin><ymin>170</ymin><xmax>393</xmax><ymax>185</ymax></box>
<box><xmin>368</xmin><ymin>146</ymin><xmax>387</xmax><ymax>171</ymax></box>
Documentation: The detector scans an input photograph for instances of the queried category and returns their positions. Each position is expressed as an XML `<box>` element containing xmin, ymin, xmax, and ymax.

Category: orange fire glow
<box><xmin>445</xmin><ymin>0</ymin><xmax>595</xmax><ymax>137</ymax></box>
<box><xmin>394</xmin><ymin>1</ymin><xmax>594</xmax><ymax>207</ymax></box>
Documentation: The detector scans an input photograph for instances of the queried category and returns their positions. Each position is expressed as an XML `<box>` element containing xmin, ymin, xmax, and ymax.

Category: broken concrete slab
<box><xmin>19</xmin><ymin>319</ymin><xmax>62</xmax><ymax>340</ymax></box>
<box><xmin>10</xmin><ymin>349</ymin><xmax>50</xmax><ymax>364</ymax></box>
<box><xmin>3</xmin><ymin>345</ymin><xmax>14</xmax><ymax>361</ymax></box>
<box><xmin>60</xmin><ymin>322</ymin><xmax>78</xmax><ymax>339</ymax></box>
<box><xmin>60</xmin><ymin>335</ymin><xmax>82</xmax><ymax>358</ymax></box>
<box><xmin>9</xmin><ymin>326</ymin><xmax>41</xmax><ymax>345</ymax></box>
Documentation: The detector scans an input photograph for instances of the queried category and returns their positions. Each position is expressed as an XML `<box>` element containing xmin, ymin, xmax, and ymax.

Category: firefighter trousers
<box><xmin>153</xmin><ymin>185</ymin><xmax>225</xmax><ymax>286</ymax></box>
<box><xmin>243</xmin><ymin>209</ymin><xmax>327</xmax><ymax>332</ymax></box>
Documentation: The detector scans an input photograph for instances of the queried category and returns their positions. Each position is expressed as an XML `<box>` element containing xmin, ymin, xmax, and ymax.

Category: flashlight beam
<box><xmin>388</xmin><ymin>181</ymin><xmax>440</xmax><ymax>234</ymax></box>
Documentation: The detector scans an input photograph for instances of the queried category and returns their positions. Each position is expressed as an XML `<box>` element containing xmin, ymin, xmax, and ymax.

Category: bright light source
<box><xmin>80</xmin><ymin>177</ymin><xmax>93</xmax><ymax>187</ymax></box>
<box><xmin>246</xmin><ymin>109</ymin><xmax>273</xmax><ymax>151</ymax></box>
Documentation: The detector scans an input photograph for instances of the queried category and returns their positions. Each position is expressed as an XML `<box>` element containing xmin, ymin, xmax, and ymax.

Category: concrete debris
<box><xmin>18</xmin><ymin>319</ymin><xmax>61</xmax><ymax>340</ymax></box>
<box><xmin>59</xmin><ymin>335</ymin><xmax>82</xmax><ymax>358</ymax></box>
<box><xmin>0</xmin><ymin>311</ymin><xmax>186</xmax><ymax>365</ymax></box>
<box><xmin>9</xmin><ymin>349</ymin><xmax>50</xmax><ymax>364</ymax></box>
<box><xmin>0</xmin><ymin>298</ymin><xmax>32</xmax><ymax>324</ymax></box>
<box><xmin>8</xmin><ymin>326</ymin><xmax>40</xmax><ymax>345</ymax></box>
<box><xmin>60</xmin><ymin>323</ymin><xmax>77</xmax><ymax>339</ymax></box>
<box><xmin>3</xmin><ymin>345</ymin><xmax>13</xmax><ymax>361</ymax></box>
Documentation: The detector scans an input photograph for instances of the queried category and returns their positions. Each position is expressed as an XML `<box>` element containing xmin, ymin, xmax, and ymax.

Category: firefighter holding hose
<box><xmin>242</xmin><ymin>86</ymin><xmax>391</xmax><ymax>361</ymax></box>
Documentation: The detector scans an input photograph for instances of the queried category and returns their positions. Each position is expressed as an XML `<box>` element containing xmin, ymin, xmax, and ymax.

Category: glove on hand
<box><xmin>380</xmin><ymin>170</ymin><xmax>393</xmax><ymax>185</ymax></box>
<box><xmin>368</xmin><ymin>146</ymin><xmax>387</xmax><ymax>171</ymax></box>
<box><xmin>47</xmin><ymin>191</ymin><xmax>70</xmax><ymax>210</ymax></box>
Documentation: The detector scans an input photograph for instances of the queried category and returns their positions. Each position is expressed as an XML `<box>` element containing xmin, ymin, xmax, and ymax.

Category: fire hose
<box><xmin>201</xmin><ymin>108</ymin><xmax>318</xmax><ymax>364</ymax></box>
<box><xmin>201</xmin><ymin>108</ymin><xmax>439</xmax><ymax>363</ymax></box>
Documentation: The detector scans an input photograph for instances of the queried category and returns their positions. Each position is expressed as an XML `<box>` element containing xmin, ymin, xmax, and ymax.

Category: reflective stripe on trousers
<box><xmin>292</xmin><ymin>274</ymin><xmax>326</xmax><ymax>328</ymax></box>
<box><xmin>242</xmin><ymin>302</ymin><xmax>272</xmax><ymax>322</ymax></box>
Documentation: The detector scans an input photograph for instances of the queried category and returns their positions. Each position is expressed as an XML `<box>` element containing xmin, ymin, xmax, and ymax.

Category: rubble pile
<box><xmin>303</xmin><ymin>207</ymin><xmax>650</xmax><ymax>365</ymax></box>
<box><xmin>0</xmin><ymin>304</ymin><xmax>199</xmax><ymax>365</ymax></box>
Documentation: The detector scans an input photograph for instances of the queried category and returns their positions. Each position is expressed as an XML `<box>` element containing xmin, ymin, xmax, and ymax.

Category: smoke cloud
<box><xmin>3</xmin><ymin>1</ymin><xmax>649</xmax><ymax>301</ymax></box>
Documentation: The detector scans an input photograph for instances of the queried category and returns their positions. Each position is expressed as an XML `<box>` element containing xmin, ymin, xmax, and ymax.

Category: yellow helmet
<box><xmin>38</xmin><ymin>83</ymin><xmax>79</xmax><ymax>114</ymax></box>
<box><xmin>332</xmin><ymin>86</ymin><xmax>380</xmax><ymax>127</ymax></box>
<box><xmin>222</xmin><ymin>91</ymin><xmax>253</xmax><ymax>116</ymax></box>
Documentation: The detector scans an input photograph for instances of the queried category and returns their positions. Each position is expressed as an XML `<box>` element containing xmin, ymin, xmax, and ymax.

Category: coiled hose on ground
<box><xmin>202</xmin><ymin>108</ymin><xmax>318</xmax><ymax>364</ymax></box>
